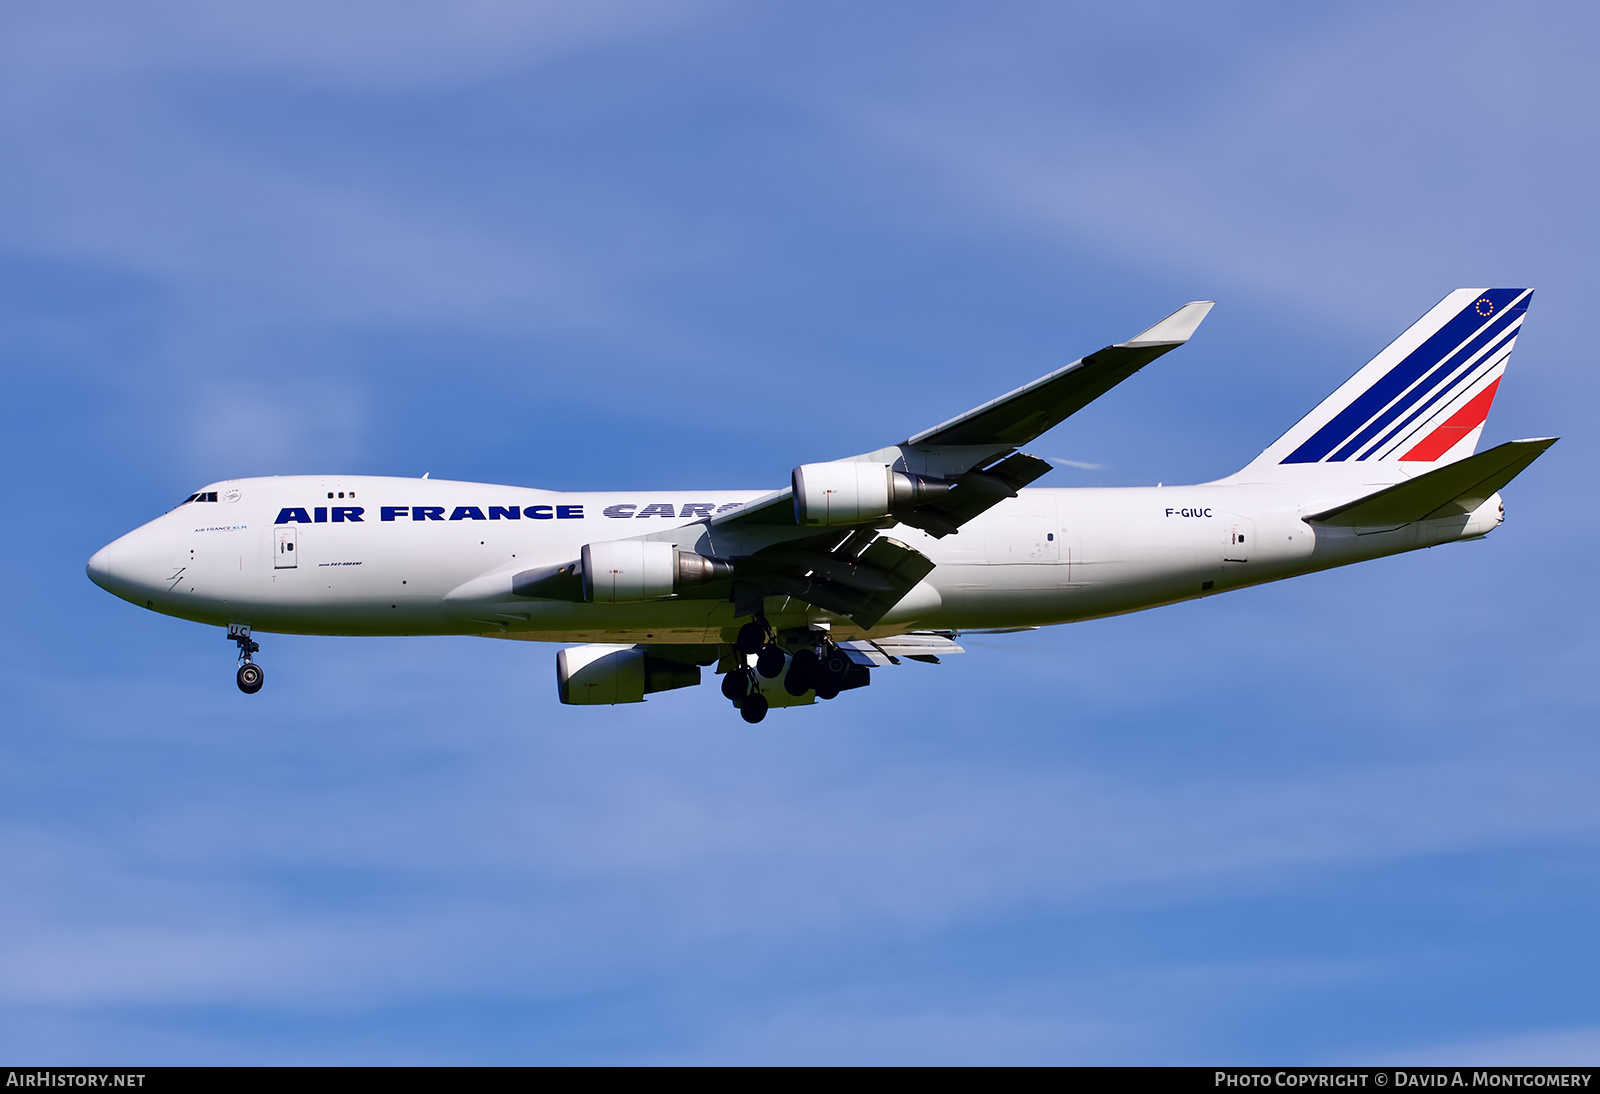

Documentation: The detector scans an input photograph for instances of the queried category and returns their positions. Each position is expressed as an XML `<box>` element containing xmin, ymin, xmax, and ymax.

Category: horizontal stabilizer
<box><xmin>1306</xmin><ymin>438</ymin><xmax>1556</xmax><ymax>526</ymax></box>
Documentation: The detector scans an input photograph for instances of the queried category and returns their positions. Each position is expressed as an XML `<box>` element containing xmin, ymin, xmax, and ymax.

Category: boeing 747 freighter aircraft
<box><xmin>87</xmin><ymin>289</ymin><xmax>1554</xmax><ymax>722</ymax></box>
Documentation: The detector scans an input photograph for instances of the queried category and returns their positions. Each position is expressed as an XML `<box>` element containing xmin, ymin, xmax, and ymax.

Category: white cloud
<box><xmin>4</xmin><ymin>655</ymin><xmax>1599</xmax><ymax>1011</ymax></box>
<box><xmin>0</xmin><ymin>1</ymin><xmax>724</xmax><ymax>338</ymax></box>
<box><xmin>826</xmin><ymin>4</ymin><xmax>1599</xmax><ymax>326</ymax></box>
<box><xmin>1379</xmin><ymin>1026</ymin><xmax>1600</xmax><ymax>1067</ymax></box>
<box><xmin>0</xmin><ymin>1</ymin><xmax>715</xmax><ymax>95</ymax></box>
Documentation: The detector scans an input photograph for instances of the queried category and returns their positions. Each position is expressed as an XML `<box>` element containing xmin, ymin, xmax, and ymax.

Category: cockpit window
<box><xmin>179</xmin><ymin>491</ymin><xmax>219</xmax><ymax>505</ymax></box>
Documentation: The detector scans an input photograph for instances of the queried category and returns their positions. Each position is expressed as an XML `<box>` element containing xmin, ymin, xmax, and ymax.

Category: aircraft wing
<box><xmin>672</xmin><ymin>301</ymin><xmax>1214</xmax><ymax>625</ymax></box>
<box><xmin>517</xmin><ymin>524</ymin><xmax>941</xmax><ymax>631</ymax></box>
<box><xmin>836</xmin><ymin>631</ymin><xmax>964</xmax><ymax>665</ymax></box>
<box><xmin>711</xmin><ymin>300</ymin><xmax>1215</xmax><ymax>536</ymax></box>
<box><xmin>728</xmin><ymin>527</ymin><xmax>937</xmax><ymax>628</ymax></box>
<box><xmin>904</xmin><ymin>300</ymin><xmax>1215</xmax><ymax>447</ymax></box>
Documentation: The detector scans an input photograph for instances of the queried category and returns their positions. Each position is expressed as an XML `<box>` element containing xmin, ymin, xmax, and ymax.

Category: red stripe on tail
<box><xmin>1399</xmin><ymin>378</ymin><xmax>1502</xmax><ymax>462</ymax></box>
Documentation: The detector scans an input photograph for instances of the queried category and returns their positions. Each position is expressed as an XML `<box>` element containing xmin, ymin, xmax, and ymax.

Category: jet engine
<box><xmin>556</xmin><ymin>644</ymin><xmax>702</xmax><ymax>705</ymax></box>
<box><xmin>580</xmin><ymin>541</ymin><xmax>733</xmax><ymax>603</ymax></box>
<box><xmin>791</xmin><ymin>461</ymin><xmax>950</xmax><ymax>526</ymax></box>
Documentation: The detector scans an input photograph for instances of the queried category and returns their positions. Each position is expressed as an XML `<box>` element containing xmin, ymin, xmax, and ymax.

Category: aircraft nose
<box><xmin>86</xmin><ymin>544</ymin><xmax>114</xmax><ymax>591</ymax></box>
<box><xmin>88</xmin><ymin>523</ymin><xmax>174</xmax><ymax>606</ymax></box>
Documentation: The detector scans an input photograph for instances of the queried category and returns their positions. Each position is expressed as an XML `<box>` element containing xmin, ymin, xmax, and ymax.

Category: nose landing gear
<box><xmin>228</xmin><ymin>623</ymin><xmax>263</xmax><ymax>694</ymax></box>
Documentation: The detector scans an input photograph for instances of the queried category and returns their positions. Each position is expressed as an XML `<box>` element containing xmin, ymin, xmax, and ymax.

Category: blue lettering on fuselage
<box><xmin>603</xmin><ymin>502</ymin><xmax>719</xmax><ymax>519</ymax></box>
<box><xmin>280</xmin><ymin>503</ymin><xmax>586</xmax><ymax>524</ymax></box>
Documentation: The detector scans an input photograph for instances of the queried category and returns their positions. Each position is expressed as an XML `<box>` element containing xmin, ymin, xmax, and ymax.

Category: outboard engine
<box><xmin>556</xmin><ymin>644</ymin><xmax>702</xmax><ymax>705</ymax></box>
<box><xmin>791</xmin><ymin>461</ymin><xmax>950</xmax><ymax>526</ymax></box>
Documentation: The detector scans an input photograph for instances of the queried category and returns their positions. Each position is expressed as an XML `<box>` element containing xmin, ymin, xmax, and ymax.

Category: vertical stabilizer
<box><xmin>1242</xmin><ymin>288</ymin><xmax>1532</xmax><ymax>473</ymax></box>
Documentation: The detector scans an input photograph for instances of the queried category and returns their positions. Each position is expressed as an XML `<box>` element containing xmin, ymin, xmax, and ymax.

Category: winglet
<box><xmin>1120</xmin><ymin>301</ymin><xmax>1215</xmax><ymax>348</ymax></box>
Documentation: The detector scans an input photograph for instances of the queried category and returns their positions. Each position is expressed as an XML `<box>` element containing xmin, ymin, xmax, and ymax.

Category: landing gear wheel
<box><xmin>785</xmin><ymin>649</ymin><xmax>818</xmax><ymax>696</ymax></box>
<box><xmin>756</xmin><ymin>644</ymin><xmax>786</xmax><ymax>678</ymax></box>
<box><xmin>236</xmin><ymin>662</ymin><xmax>264</xmax><ymax>694</ymax></box>
<box><xmin>822</xmin><ymin>647</ymin><xmax>852</xmax><ymax>683</ymax></box>
<box><xmin>814</xmin><ymin>677</ymin><xmax>840</xmax><ymax>701</ymax></box>
<box><xmin>739</xmin><ymin>693</ymin><xmax>769</xmax><ymax>724</ymax></box>
<box><xmin>735</xmin><ymin>622</ymin><xmax>767</xmax><ymax>656</ymax></box>
<box><xmin>721</xmin><ymin>670</ymin><xmax>751</xmax><ymax>701</ymax></box>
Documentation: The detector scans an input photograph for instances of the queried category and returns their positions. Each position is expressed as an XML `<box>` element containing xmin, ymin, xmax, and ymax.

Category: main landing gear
<box><xmin>229</xmin><ymin>623</ymin><xmax>263</xmax><ymax>694</ymax></box>
<box><xmin>725</xmin><ymin>621</ymin><xmax>770</xmax><ymax>723</ymax></box>
<box><xmin>723</xmin><ymin>619</ymin><xmax>865</xmax><ymax>723</ymax></box>
<box><xmin>783</xmin><ymin>645</ymin><xmax>853</xmax><ymax>701</ymax></box>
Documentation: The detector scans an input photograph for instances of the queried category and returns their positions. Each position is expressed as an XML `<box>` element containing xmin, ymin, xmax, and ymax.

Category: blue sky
<box><xmin>1</xmin><ymin>0</ymin><xmax>1596</xmax><ymax>1064</ymax></box>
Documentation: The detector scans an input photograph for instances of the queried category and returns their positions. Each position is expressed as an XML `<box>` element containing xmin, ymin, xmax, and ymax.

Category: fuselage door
<box><xmin>274</xmin><ymin>525</ymin><xmax>298</xmax><ymax>569</ymax></box>
<box><xmin>1224</xmin><ymin>517</ymin><xmax>1254</xmax><ymax>563</ymax></box>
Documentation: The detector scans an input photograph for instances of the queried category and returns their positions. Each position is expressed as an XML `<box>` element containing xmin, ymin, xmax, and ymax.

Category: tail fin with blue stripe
<box><xmin>1244</xmin><ymin>288</ymin><xmax>1532</xmax><ymax>472</ymax></box>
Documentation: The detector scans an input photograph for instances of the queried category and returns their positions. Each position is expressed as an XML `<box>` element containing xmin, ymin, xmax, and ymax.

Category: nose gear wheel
<box><xmin>236</xmin><ymin>662</ymin><xmax>264</xmax><ymax>694</ymax></box>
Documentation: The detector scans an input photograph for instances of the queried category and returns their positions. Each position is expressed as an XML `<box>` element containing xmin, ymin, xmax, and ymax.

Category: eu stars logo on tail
<box><xmin>1248</xmin><ymin>288</ymin><xmax>1531</xmax><ymax>469</ymax></box>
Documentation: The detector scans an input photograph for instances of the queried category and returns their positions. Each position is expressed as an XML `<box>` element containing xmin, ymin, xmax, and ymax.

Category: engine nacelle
<box><xmin>580</xmin><ymin>541</ymin><xmax>733</xmax><ymax>603</ymax></box>
<box><xmin>791</xmin><ymin>461</ymin><xmax>951</xmax><ymax>526</ymax></box>
<box><xmin>556</xmin><ymin>644</ymin><xmax>702</xmax><ymax>705</ymax></box>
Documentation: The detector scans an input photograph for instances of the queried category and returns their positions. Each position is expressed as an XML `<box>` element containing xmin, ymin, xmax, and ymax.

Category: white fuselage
<box><xmin>87</xmin><ymin>473</ymin><xmax>1502</xmax><ymax>645</ymax></box>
